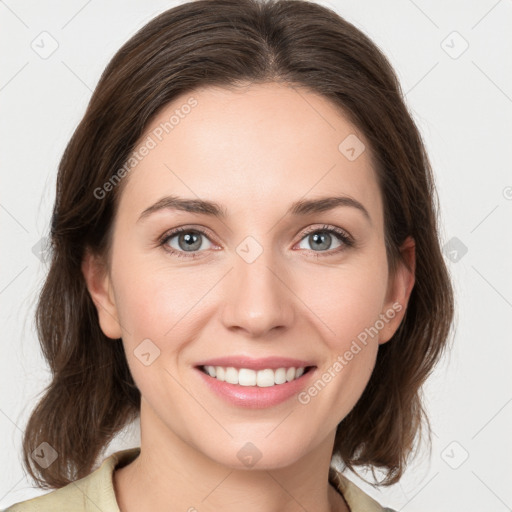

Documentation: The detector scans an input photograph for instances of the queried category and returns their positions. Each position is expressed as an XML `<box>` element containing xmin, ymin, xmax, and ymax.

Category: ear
<box><xmin>378</xmin><ymin>236</ymin><xmax>416</xmax><ymax>345</ymax></box>
<box><xmin>81</xmin><ymin>247</ymin><xmax>123</xmax><ymax>340</ymax></box>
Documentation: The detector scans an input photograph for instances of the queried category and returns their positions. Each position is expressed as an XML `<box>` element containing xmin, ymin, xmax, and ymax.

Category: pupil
<box><xmin>312</xmin><ymin>232</ymin><xmax>330</xmax><ymax>250</ymax></box>
<box><xmin>181</xmin><ymin>232</ymin><xmax>200</xmax><ymax>251</ymax></box>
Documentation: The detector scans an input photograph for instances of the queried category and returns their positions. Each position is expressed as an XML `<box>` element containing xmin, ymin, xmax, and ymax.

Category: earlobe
<box><xmin>379</xmin><ymin>236</ymin><xmax>416</xmax><ymax>345</ymax></box>
<box><xmin>81</xmin><ymin>248</ymin><xmax>123</xmax><ymax>340</ymax></box>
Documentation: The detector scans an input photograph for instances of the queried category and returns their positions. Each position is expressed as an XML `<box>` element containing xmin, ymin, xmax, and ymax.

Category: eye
<box><xmin>159</xmin><ymin>224</ymin><xmax>354</xmax><ymax>259</ymax></box>
<box><xmin>295</xmin><ymin>225</ymin><xmax>354</xmax><ymax>256</ymax></box>
<box><xmin>159</xmin><ymin>226</ymin><xmax>215</xmax><ymax>259</ymax></box>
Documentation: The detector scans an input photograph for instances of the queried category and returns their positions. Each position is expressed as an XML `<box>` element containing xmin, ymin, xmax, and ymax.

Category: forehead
<box><xmin>118</xmin><ymin>82</ymin><xmax>382</xmax><ymax>226</ymax></box>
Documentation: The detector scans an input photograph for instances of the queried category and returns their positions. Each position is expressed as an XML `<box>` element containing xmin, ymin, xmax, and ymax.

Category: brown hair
<box><xmin>22</xmin><ymin>0</ymin><xmax>454</xmax><ymax>489</ymax></box>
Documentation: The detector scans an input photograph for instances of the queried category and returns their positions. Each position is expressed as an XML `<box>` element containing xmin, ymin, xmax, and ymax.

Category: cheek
<box><xmin>298</xmin><ymin>264</ymin><xmax>385</xmax><ymax>420</ymax></box>
<box><xmin>112</xmin><ymin>227</ymin><xmax>389</xmax><ymax>341</ymax></box>
<box><xmin>111</xmin><ymin>260</ymin><xmax>194</xmax><ymax>400</ymax></box>
<box><xmin>295</xmin><ymin>257</ymin><xmax>389</xmax><ymax>347</ymax></box>
<box><xmin>115</xmin><ymin>276</ymin><xmax>171</xmax><ymax>340</ymax></box>
<box><xmin>111</xmin><ymin>247</ymin><xmax>206</xmax><ymax>340</ymax></box>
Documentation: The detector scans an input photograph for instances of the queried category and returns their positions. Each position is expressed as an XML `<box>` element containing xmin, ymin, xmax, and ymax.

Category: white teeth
<box><xmin>239</xmin><ymin>368</ymin><xmax>256</xmax><ymax>386</ymax></box>
<box><xmin>256</xmin><ymin>369</ymin><xmax>274</xmax><ymax>387</ymax></box>
<box><xmin>274</xmin><ymin>368</ymin><xmax>287</xmax><ymax>384</ymax></box>
<box><xmin>225</xmin><ymin>367</ymin><xmax>238</xmax><ymax>385</ymax></box>
<box><xmin>202</xmin><ymin>365</ymin><xmax>309</xmax><ymax>387</ymax></box>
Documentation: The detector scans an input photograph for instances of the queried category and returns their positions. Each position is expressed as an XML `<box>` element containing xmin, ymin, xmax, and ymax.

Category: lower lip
<box><xmin>194</xmin><ymin>366</ymin><xmax>316</xmax><ymax>409</ymax></box>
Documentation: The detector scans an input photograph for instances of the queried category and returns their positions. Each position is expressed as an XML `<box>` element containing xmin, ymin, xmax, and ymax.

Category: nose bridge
<box><xmin>221</xmin><ymin>234</ymin><xmax>294</xmax><ymax>336</ymax></box>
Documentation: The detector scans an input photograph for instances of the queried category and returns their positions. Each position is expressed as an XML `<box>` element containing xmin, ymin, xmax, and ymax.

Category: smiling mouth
<box><xmin>197</xmin><ymin>365</ymin><xmax>315</xmax><ymax>387</ymax></box>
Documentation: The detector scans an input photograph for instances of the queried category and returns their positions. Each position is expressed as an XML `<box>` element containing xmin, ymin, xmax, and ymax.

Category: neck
<box><xmin>113</xmin><ymin>400</ymin><xmax>349</xmax><ymax>512</ymax></box>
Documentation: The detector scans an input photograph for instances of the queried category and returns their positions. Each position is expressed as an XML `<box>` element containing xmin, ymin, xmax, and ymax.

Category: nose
<box><xmin>220</xmin><ymin>246</ymin><xmax>295</xmax><ymax>338</ymax></box>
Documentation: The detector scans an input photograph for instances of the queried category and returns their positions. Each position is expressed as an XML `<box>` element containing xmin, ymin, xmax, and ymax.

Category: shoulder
<box><xmin>330</xmin><ymin>468</ymin><xmax>397</xmax><ymax>512</ymax></box>
<box><xmin>3</xmin><ymin>447</ymin><xmax>141</xmax><ymax>512</ymax></box>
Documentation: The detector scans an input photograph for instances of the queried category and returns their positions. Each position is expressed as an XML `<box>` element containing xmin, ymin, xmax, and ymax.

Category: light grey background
<box><xmin>1</xmin><ymin>1</ymin><xmax>511</xmax><ymax>510</ymax></box>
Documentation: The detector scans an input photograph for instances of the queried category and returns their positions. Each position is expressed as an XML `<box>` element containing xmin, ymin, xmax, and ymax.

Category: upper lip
<box><xmin>194</xmin><ymin>356</ymin><xmax>317</xmax><ymax>371</ymax></box>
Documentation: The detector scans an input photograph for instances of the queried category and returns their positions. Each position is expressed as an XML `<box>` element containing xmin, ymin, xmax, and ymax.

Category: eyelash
<box><xmin>158</xmin><ymin>224</ymin><xmax>355</xmax><ymax>259</ymax></box>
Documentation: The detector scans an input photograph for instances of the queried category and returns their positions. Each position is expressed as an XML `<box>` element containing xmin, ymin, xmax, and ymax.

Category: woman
<box><xmin>6</xmin><ymin>0</ymin><xmax>454</xmax><ymax>510</ymax></box>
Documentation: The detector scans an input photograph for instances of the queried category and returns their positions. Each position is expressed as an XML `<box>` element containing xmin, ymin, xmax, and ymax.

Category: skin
<box><xmin>82</xmin><ymin>82</ymin><xmax>415</xmax><ymax>512</ymax></box>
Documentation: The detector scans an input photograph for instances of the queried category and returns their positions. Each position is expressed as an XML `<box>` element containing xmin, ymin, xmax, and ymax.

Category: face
<box><xmin>83</xmin><ymin>82</ymin><xmax>414</xmax><ymax>470</ymax></box>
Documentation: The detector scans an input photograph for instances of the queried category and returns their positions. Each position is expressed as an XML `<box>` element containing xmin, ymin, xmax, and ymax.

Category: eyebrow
<box><xmin>137</xmin><ymin>194</ymin><xmax>372</xmax><ymax>224</ymax></box>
